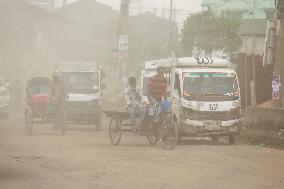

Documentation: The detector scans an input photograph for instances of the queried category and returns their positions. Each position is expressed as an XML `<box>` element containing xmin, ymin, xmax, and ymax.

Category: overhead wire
<box><xmin>211</xmin><ymin>0</ymin><xmax>232</xmax><ymax>10</ymax></box>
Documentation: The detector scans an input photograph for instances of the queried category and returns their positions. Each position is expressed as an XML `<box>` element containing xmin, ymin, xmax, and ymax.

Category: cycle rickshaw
<box><xmin>104</xmin><ymin>100</ymin><xmax>178</xmax><ymax>150</ymax></box>
<box><xmin>24</xmin><ymin>77</ymin><xmax>66</xmax><ymax>136</ymax></box>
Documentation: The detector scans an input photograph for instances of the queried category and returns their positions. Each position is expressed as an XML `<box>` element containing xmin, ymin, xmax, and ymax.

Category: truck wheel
<box><xmin>228</xmin><ymin>135</ymin><xmax>235</xmax><ymax>145</ymax></box>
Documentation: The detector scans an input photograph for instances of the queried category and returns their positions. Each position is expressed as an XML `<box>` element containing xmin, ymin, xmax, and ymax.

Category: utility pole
<box><xmin>273</xmin><ymin>0</ymin><xmax>284</xmax><ymax>108</ymax></box>
<box><xmin>251</xmin><ymin>0</ymin><xmax>257</xmax><ymax>106</ymax></box>
<box><xmin>118</xmin><ymin>0</ymin><xmax>130</xmax><ymax>88</ymax></box>
<box><xmin>169</xmin><ymin>0</ymin><xmax>174</xmax><ymax>57</ymax></box>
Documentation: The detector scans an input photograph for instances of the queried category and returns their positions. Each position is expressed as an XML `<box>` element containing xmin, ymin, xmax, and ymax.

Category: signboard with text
<box><xmin>272</xmin><ymin>73</ymin><xmax>281</xmax><ymax>100</ymax></box>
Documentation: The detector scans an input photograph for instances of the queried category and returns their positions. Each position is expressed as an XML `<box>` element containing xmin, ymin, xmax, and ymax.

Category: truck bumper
<box><xmin>66</xmin><ymin>102</ymin><xmax>101</xmax><ymax>123</ymax></box>
<box><xmin>180</xmin><ymin>119</ymin><xmax>241</xmax><ymax>136</ymax></box>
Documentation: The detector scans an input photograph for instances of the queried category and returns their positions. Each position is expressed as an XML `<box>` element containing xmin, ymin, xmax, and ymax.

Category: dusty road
<box><xmin>1</xmin><ymin>114</ymin><xmax>284</xmax><ymax>189</ymax></box>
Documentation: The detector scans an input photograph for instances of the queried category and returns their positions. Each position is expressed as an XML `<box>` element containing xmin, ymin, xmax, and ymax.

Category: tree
<box><xmin>181</xmin><ymin>10</ymin><xmax>241</xmax><ymax>56</ymax></box>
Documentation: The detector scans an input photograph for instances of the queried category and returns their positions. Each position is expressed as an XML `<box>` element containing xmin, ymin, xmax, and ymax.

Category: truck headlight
<box><xmin>232</xmin><ymin>101</ymin><xmax>240</xmax><ymax>109</ymax></box>
<box><xmin>181</xmin><ymin>98</ymin><xmax>193</xmax><ymax>109</ymax></box>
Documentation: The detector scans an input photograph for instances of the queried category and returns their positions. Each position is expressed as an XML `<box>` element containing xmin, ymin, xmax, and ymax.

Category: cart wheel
<box><xmin>109</xmin><ymin>116</ymin><xmax>121</xmax><ymax>145</ymax></box>
<box><xmin>146</xmin><ymin>121</ymin><xmax>159</xmax><ymax>145</ymax></box>
<box><xmin>25</xmin><ymin>111</ymin><xmax>33</xmax><ymax>136</ymax></box>
<box><xmin>159</xmin><ymin>116</ymin><xmax>178</xmax><ymax>150</ymax></box>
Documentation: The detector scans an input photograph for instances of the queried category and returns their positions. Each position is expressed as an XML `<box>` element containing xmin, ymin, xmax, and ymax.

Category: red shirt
<box><xmin>147</xmin><ymin>74</ymin><xmax>167</xmax><ymax>101</ymax></box>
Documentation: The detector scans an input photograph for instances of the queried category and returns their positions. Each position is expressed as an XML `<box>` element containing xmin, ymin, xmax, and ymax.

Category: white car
<box><xmin>0</xmin><ymin>79</ymin><xmax>11</xmax><ymax>118</ymax></box>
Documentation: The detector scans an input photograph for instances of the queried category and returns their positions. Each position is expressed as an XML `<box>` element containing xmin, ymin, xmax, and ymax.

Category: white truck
<box><xmin>142</xmin><ymin>57</ymin><xmax>241</xmax><ymax>144</ymax></box>
<box><xmin>56</xmin><ymin>62</ymin><xmax>104</xmax><ymax>130</ymax></box>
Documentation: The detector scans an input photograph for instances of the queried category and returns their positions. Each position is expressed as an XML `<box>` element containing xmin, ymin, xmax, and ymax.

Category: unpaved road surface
<box><xmin>1</xmin><ymin>114</ymin><xmax>284</xmax><ymax>189</ymax></box>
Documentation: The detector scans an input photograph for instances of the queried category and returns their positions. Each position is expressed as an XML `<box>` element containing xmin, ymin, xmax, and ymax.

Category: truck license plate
<box><xmin>204</xmin><ymin>122</ymin><xmax>219</xmax><ymax>130</ymax></box>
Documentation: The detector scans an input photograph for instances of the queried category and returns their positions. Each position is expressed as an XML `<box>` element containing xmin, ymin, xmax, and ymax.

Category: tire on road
<box><xmin>160</xmin><ymin>117</ymin><xmax>178</xmax><ymax>150</ymax></box>
<box><xmin>146</xmin><ymin>121</ymin><xmax>159</xmax><ymax>145</ymax></box>
<box><xmin>109</xmin><ymin>116</ymin><xmax>122</xmax><ymax>145</ymax></box>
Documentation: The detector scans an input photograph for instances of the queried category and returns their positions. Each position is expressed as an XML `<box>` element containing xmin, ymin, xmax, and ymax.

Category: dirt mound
<box><xmin>238</xmin><ymin>127</ymin><xmax>284</xmax><ymax>150</ymax></box>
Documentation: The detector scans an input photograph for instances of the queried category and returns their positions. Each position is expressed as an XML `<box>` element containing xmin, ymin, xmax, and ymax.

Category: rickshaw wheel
<box><xmin>109</xmin><ymin>116</ymin><xmax>121</xmax><ymax>145</ymax></box>
<box><xmin>159</xmin><ymin>115</ymin><xmax>178</xmax><ymax>150</ymax></box>
<box><xmin>25</xmin><ymin>111</ymin><xmax>33</xmax><ymax>136</ymax></box>
<box><xmin>146</xmin><ymin>121</ymin><xmax>159</xmax><ymax>145</ymax></box>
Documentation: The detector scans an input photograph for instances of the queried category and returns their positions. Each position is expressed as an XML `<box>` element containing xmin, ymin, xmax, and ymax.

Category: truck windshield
<box><xmin>60</xmin><ymin>72</ymin><xmax>99</xmax><ymax>94</ymax></box>
<box><xmin>183</xmin><ymin>73</ymin><xmax>238</xmax><ymax>96</ymax></box>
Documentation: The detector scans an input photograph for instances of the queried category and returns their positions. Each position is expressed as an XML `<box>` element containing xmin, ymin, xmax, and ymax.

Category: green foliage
<box><xmin>181</xmin><ymin>10</ymin><xmax>241</xmax><ymax>55</ymax></box>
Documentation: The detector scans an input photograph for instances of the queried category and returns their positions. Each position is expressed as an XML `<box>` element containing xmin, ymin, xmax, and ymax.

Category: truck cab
<box><xmin>56</xmin><ymin>62</ymin><xmax>103</xmax><ymax>130</ymax></box>
<box><xmin>170</xmin><ymin>57</ymin><xmax>241</xmax><ymax>144</ymax></box>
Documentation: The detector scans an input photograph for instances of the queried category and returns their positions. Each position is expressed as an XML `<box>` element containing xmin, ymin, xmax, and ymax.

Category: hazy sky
<box><xmin>58</xmin><ymin>0</ymin><xmax>202</xmax><ymax>29</ymax></box>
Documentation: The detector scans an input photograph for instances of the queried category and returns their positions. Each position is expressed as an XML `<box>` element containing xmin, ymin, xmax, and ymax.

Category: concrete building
<box><xmin>201</xmin><ymin>0</ymin><xmax>276</xmax><ymax>56</ymax></box>
<box><xmin>129</xmin><ymin>12</ymin><xmax>179</xmax><ymax>65</ymax></box>
<box><xmin>56</xmin><ymin>0</ymin><xmax>119</xmax><ymax>63</ymax></box>
<box><xmin>0</xmin><ymin>0</ymin><xmax>78</xmax><ymax>81</ymax></box>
